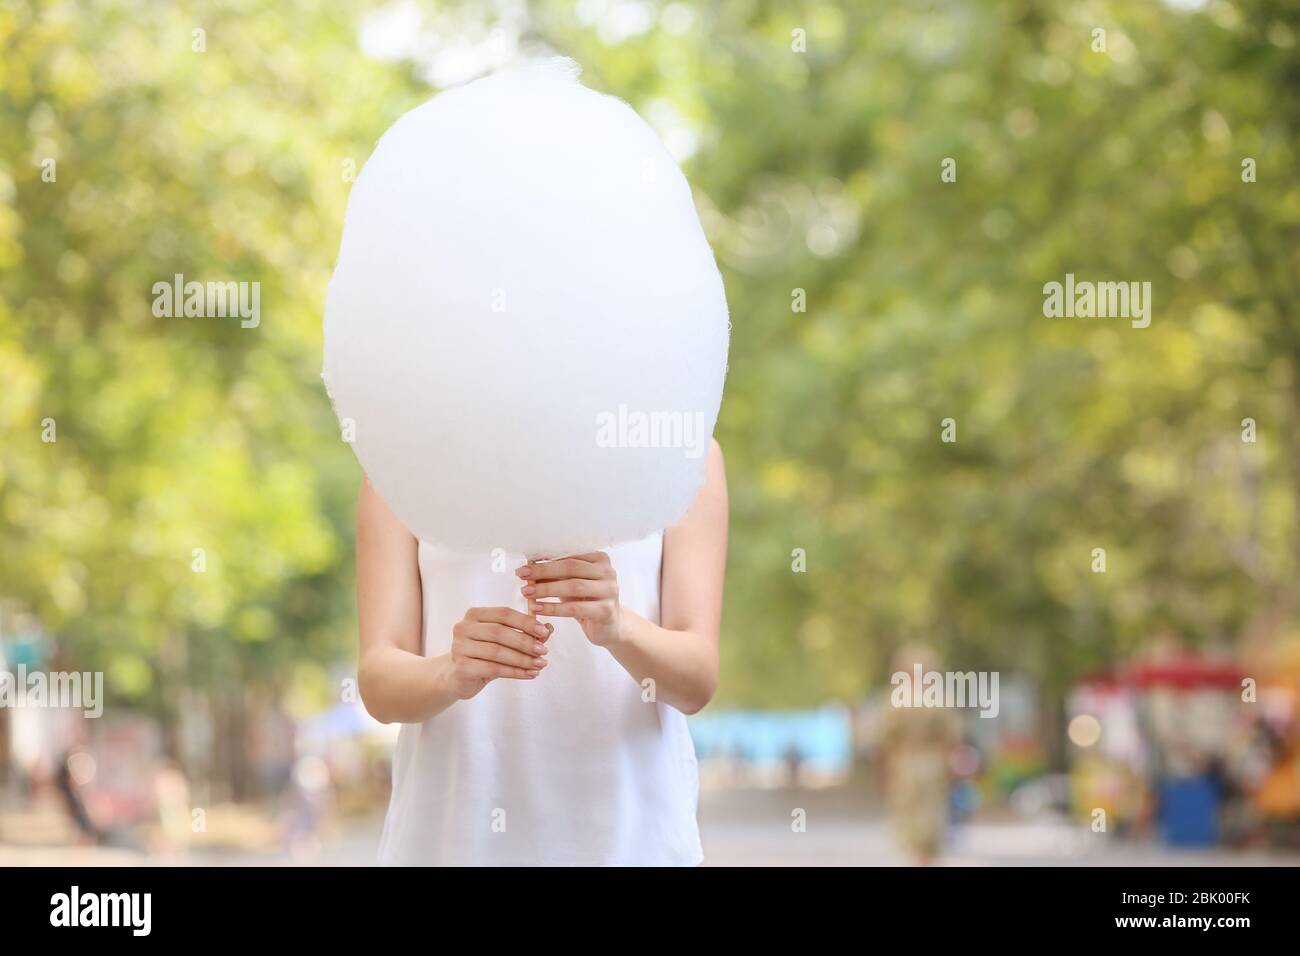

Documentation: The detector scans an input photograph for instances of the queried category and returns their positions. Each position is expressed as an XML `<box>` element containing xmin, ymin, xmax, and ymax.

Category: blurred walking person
<box><xmin>55</xmin><ymin>750</ymin><xmax>102</xmax><ymax>845</ymax></box>
<box><xmin>880</xmin><ymin>645</ymin><xmax>960</xmax><ymax>864</ymax></box>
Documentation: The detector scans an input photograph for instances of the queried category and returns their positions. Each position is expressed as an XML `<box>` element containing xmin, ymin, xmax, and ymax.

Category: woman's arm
<box><xmin>519</xmin><ymin>440</ymin><xmax>728</xmax><ymax>714</ymax></box>
<box><xmin>357</xmin><ymin>476</ymin><xmax>550</xmax><ymax>724</ymax></box>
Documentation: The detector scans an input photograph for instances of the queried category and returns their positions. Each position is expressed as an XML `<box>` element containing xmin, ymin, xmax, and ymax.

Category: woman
<box><xmin>356</xmin><ymin>441</ymin><xmax>728</xmax><ymax>865</ymax></box>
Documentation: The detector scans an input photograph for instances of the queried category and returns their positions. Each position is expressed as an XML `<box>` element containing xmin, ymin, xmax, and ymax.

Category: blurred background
<box><xmin>2</xmin><ymin>0</ymin><xmax>1300</xmax><ymax>864</ymax></box>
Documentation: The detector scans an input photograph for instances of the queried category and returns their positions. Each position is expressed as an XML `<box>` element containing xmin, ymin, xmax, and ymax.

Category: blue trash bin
<box><xmin>1157</xmin><ymin>775</ymin><xmax>1218</xmax><ymax>848</ymax></box>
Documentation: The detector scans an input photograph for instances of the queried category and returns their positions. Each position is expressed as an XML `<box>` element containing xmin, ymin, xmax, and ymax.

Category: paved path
<box><xmin>4</xmin><ymin>785</ymin><xmax>1297</xmax><ymax>866</ymax></box>
<box><xmin>696</xmin><ymin>786</ymin><xmax>1300</xmax><ymax>866</ymax></box>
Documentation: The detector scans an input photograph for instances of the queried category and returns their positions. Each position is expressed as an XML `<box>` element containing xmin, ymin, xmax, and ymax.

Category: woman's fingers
<box><xmin>468</xmin><ymin>606</ymin><xmax>551</xmax><ymax>639</ymax></box>
<box><xmin>522</xmin><ymin>578</ymin><xmax>615</xmax><ymax>601</ymax></box>
<box><xmin>517</xmin><ymin>557</ymin><xmax>606</xmax><ymax>582</ymax></box>
<box><xmin>530</xmin><ymin>599</ymin><xmax>611</xmax><ymax>621</ymax></box>
<box><xmin>530</xmin><ymin>599</ymin><xmax>581</xmax><ymax>618</ymax></box>
<box><xmin>461</xmin><ymin>659</ymin><xmax>539</xmax><ymax>681</ymax></box>
<box><xmin>465</xmin><ymin>622</ymin><xmax>549</xmax><ymax>656</ymax></box>
<box><xmin>452</xmin><ymin>607</ymin><xmax>552</xmax><ymax>685</ymax></box>
<box><xmin>463</xmin><ymin>638</ymin><xmax>546</xmax><ymax>670</ymax></box>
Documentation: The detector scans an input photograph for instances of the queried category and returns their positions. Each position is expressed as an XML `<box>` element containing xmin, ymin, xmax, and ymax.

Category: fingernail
<box><xmin>517</xmin><ymin>567</ymin><xmax>533</xmax><ymax>578</ymax></box>
<box><xmin>546</xmin><ymin>623</ymin><xmax>554</xmax><ymax>634</ymax></box>
<box><xmin>526</xmin><ymin>671</ymin><xmax>538</xmax><ymax>679</ymax></box>
<box><xmin>535</xmin><ymin>657</ymin><xmax>547</xmax><ymax>668</ymax></box>
<box><xmin>532</xmin><ymin>624</ymin><xmax>549</xmax><ymax>637</ymax></box>
<box><xmin>534</xmin><ymin>641</ymin><xmax>547</xmax><ymax>654</ymax></box>
<box><xmin>521</xmin><ymin>585</ymin><xmax>536</xmax><ymax>596</ymax></box>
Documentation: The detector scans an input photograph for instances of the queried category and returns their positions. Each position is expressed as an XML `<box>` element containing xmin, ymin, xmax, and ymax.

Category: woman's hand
<box><xmin>517</xmin><ymin>553</ymin><xmax>622</xmax><ymax>647</ymax></box>
<box><xmin>446</xmin><ymin>607</ymin><xmax>553</xmax><ymax>699</ymax></box>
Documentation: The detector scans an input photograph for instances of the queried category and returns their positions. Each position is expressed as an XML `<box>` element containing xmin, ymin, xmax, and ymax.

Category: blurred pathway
<box><xmin>697</xmin><ymin>785</ymin><xmax>1300</xmax><ymax>866</ymax></box>
<box><xmin>5</xmin><ymin>785</ymin><xmax>1298</xmax><ymax>866</ymax></box>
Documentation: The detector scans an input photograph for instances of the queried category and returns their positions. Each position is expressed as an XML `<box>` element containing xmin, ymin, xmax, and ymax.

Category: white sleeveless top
<box><xmin>377</xmin><ymin>532</ymin><xmax>703</xmax><ymax>866</ymax></box>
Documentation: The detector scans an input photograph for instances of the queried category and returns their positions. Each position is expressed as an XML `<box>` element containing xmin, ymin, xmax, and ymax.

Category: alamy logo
<box><xmin>890</xmin><ymin>665</ymin><xmax>1000</xmax><ymax>718</ymax></box>
<box><xmin>152</xmin><ymin>273</ymin><xmax>261</xmax><ymax>328</ymax></box>
<box><xmin>50</xmin><ymin>886</ymin><xmax>151</xmax><ymax>936</ymax></box>
<box><xmin>0</xmin><ymin>666</ymin><xmax>103</xmax><ymax>718</ymax></box>
<box><xmin>1042</xmin><ymin>273</ymin><xmax>1151</xmax><ymax>328</ymax></box>
<box><xmin>595</xmin><ymin>405</ymin><xmax>708</xmax><ymax>459</ymax></box>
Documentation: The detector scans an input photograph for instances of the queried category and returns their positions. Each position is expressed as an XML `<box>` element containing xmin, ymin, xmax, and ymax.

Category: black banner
<box><xmin>5</xmin><ymin>865</ymin><xmax>1287</xmax><ymax>941</ymax></box>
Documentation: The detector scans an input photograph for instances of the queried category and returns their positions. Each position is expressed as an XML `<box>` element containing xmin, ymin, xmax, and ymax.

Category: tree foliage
<box><xmin>2</xmin><ymin>0</ymin><xmax>1297</xmax><ymax>722</ymax></box>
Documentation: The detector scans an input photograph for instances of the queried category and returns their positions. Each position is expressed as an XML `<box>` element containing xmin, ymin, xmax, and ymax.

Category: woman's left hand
<box><xmin>517</xmin><ymin>552</ymin><xmax>621</xmax><ymax>647</ymax></box>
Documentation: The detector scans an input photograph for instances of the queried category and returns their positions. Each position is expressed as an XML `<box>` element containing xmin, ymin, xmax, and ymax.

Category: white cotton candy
<box><xmin>323</xmin><ymin>58</ymin><xmax>729</xmax><ymax>557</ymax></box>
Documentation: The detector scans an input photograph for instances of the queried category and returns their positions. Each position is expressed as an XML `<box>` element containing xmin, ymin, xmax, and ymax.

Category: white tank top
<box><xmin>378</xmin><ymin>532</ymin><xmax>703</xmax><ymax>865</ymax></box>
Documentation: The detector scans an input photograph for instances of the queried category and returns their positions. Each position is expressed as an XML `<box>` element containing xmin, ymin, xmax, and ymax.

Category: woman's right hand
<box><xmin>446</xmin><ymin>607</ymin><xmax>553</xmax><ymax>699</ymax></box>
